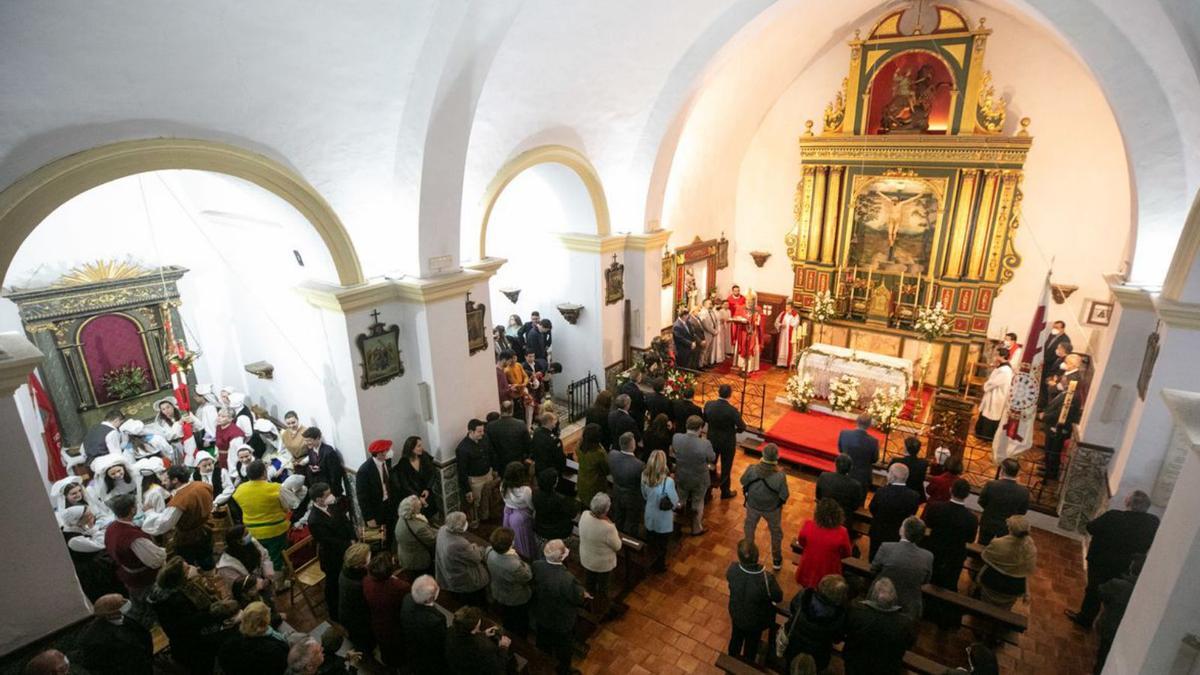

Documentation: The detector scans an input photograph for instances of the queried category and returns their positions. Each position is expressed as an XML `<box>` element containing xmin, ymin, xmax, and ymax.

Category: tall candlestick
<box><xmin>914</xmin><ymin>277</ymin><xmax>921</xmax><ymax>305</ymax></box>
<box><xmin>866</xmin><ymin>266</ymin><xmax>873</xmax><ymax>291</ymax></box>
<box><xmin>898</xmin><ymin>270</ymin><xmax>905</xmax><ymax>296</ymax></box>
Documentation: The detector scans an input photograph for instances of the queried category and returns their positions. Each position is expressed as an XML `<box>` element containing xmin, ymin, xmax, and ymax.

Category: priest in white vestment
<box><xmin>774</xmin><ymin>300</ymin><xmax>802</xmax><ymax>367</ymax></box>
<box><xmin>974</xmin><ymin>351</ymin><xmax>1013</xmax><ymax>440</ymax></box>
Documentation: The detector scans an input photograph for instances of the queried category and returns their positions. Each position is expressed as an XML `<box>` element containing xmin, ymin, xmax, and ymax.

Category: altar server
<box><xmin>974</xmin><ymin>349</ymin><xmax>1012</xmax><ymax>440</ymax></box>
<box><xmin>774</xmin><ymin>300</ymin><xmax>802</xmax><ymax>368</ymax></box>
<box><xmin>728</xmin><ymin>285</ymin><xmax>748</xmax><ymax>350</ymax></box>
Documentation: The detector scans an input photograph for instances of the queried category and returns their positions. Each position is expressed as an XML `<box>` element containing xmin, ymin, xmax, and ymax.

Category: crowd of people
<box><xmin>24</xmin><ymin>355</ymin><xmax>1159</xmax><ymax>675</ymax></box>
<box><xmin>669</xmin><ymin>285</ymin><xmax>806</xmax><ymax>374</ymax></box>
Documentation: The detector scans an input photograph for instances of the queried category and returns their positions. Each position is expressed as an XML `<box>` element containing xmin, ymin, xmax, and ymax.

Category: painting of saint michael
<box><xmin>848</xmin><ymin>177</ymin><xmax>940</xmax><ymax>275</ymax></box>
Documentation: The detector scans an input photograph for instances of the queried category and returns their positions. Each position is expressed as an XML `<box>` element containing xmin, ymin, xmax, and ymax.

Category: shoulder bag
<box><xmin>657</xmin><ymin>480</ymin><xmax>673</xmax><ymax>511</ymax></box>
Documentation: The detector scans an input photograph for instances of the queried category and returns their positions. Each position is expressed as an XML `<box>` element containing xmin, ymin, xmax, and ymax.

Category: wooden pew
<box><xmin>838</xmin><ymin>556</ymin><xmax>1027</xmax><ymax>644</ymax></box>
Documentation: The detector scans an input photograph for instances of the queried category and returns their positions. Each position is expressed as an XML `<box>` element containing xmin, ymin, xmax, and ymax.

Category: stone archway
<box><xmin>478</xmin><ymin>144</ymin><xmax>611</xmax><ymax>260</ymax></box>
<box><xmin>0</xmin><ymin>138</ymin><xmax>364</xmax><ymax>286</ymax></box>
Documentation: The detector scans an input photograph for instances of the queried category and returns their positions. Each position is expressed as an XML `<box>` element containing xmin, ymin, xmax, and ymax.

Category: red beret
<box><xmin>368</xmin><ymin>439</ymin><xmax>393</xmax><ymax>455</ymax></box>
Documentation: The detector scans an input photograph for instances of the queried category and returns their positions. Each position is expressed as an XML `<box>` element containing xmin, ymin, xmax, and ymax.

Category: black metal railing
<box><xmin>567</xmin><ymin>372</ymin><xmax>600</xmax><ymax>423</ymax></box>
<box><xmin>680</xmin><ymin>367</ymin><xmax>769</xmax><ymax>433</ymax></box>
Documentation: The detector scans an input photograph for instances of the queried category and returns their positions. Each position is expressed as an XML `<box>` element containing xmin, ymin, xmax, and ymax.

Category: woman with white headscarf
<box><xmin>120</xmin><ymin>420</ymin><xmax>174</xmax><ymax>464</ymax></box>
<box><xmin>222</xmin><ymin>388</ymin><xmax>254</xmax><ymax>436</ymax></box>
<box><xmin>60</xmin><ymin>504</ymin><xmax>123</xmax><ymax>601</ymax></box>
<box><xmin>134</xmin><ymin>457</ymin><xmax>170</xmax><ymax>515</ymax></box>
<box><xmin>49</xmin><ymin>475</ymin><xmax>88</xmax><ymax>516</ymax></box>
<box><xmin>193</xmin><ymin>383</ymin><xmax>221</xmax><ymax>444</ymax></box>
<box><xmin>150</xmin><ymin>397</ymin><xmax>194</xmax><ymax>465</ymax></box>
<box><xmin>87</xmin><ymin>454</ymin><xmax>137</xmax><ymax>517</ymax></box>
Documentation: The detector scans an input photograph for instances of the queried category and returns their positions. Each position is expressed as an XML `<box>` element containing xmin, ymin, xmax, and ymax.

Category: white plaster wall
<box><xmin>2</xmin><ymin>171</ymin><xmax>366</xmax><ymax>463</ymax></box>
<box><xmin>707</xmin><ymin>3</ymin><xmax>1132</xmax><ymax>351</ymax></box>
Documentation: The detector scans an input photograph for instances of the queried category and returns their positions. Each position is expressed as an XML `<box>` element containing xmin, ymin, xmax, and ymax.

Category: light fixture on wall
<box><xmin>750</xmin><ymin>251</ymin><xmax>772</xmax><ymax>268</ymax></box>
<box><xmin>1050</xmin><ymin>283</ymin><xmax>1078</xmax><ymax>304</ymax></box>
<box><xmin>500</xmin><ymin>288</ymin><xmax>521</xmax><ymax>304</ymax></box>
<box><xmin>244</xmin><ymin>360</ymin><xmax>274</xmax><ymax>380</ymax></box>
<box><xmin>557</xmin><ymin>303</ymin><xmax>583</xmax><ymax>325</ymax></box>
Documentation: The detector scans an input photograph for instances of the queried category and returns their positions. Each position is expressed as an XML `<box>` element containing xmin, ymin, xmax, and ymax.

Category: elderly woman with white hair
<box><xmin>842</xmin><ymin>577</ymin><xmax>915</xmax><ymax>675</ymax></box>
<box><xmin>395</xmin><ymin>494</ymin><xmax>439</xmax><ymax>576</ymax></box>
<box><xmin>579</xmin><ymin>492</ymin><xmax>622</xmax><ymax>616</ymax></box>
<box><xmin>434</xmin><ymin>511</ymin><xmax>489</xmax><ymax>607</ymax></box>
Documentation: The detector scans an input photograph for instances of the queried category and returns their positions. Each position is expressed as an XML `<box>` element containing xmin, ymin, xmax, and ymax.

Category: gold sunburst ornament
<box><xmin>53</xmin><ymin>259</ymin><xmax>153</xmax><ymax>286</ymax></box>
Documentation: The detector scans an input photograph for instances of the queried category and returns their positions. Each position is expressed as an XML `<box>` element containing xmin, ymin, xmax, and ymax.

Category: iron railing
<box><xmin>679</xmin><ymin>367</ymin><xmax>769</xmax><ymax>433</ymax></box>
<box><xmin>566</xmin><ymin>372</ymin><xmax>600</xmax><ymax>423</ymax></box>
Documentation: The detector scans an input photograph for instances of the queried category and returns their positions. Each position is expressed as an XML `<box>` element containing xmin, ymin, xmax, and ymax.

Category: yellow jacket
<box><xmin>233</xmin><ymin>479</ymin><xmax>289</xmax><ymax>540</ymax></box>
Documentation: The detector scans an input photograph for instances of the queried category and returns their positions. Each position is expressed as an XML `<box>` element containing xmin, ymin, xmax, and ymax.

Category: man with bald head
<box><xmin>23</xmin><ymin>650</ymin><xmax>69</xmax><ymax>675</ymax></box>
<box><xmin>75</xmin><ymin>593</ymin><xmax>153</xmax><ymax>674</ymax></box>
<box><xmin>533</xmin><ymin>539</ymin><xmax>590</xmax><ymax>675</ymax></box>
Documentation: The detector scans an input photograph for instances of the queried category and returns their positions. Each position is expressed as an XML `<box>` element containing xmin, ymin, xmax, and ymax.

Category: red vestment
<box><xmin>728</xmin><ymin>293</ymin><xmax>748</xmax><ymax>346</ymax></box>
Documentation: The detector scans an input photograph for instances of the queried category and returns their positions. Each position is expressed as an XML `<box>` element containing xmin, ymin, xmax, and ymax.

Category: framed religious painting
<box><xmin>1085</xmin><ymin>300</ymin><xmax>1113</xmax><ymax>327</ymax></box>
<box><xmin>847</xmin><ymin>175</ymin><xmax>943</xmax><ymax>277</ymax></box>
<box><xmin>716</xmin><ymin>235</ymin><xmax>729</xmax><ymax>270</ymax></box>
<box><xmin>465</xmin><ymin>294</ymin><xmax>488</xmax><ymax>355</ymax></box>
<box><xmin>661</xmin><ymin>253</ymin><xmax>675</xmax><ymax>288</ymax></box>
<box><xmin>356</xmin><ymin>310</ymin><xmax>404</xmax><ymax>389</ymax></box>
<box><xmin>605</xmin><ymin>254</ymin><xmax>625</xmax><ymax>305</ymax></box>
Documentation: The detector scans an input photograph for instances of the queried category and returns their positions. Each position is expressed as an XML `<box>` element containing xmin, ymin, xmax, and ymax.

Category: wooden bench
<box><xmin>838</xmin><ymin>556</ymin><xmax>1027</xmax><ymax>644</ymax></box>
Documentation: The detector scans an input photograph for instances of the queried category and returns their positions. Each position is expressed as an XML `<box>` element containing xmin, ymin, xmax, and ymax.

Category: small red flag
<box><xmin>28</xmin><ymin>372</ymin><xmax>66</xmax><ymax>481</ymax></box>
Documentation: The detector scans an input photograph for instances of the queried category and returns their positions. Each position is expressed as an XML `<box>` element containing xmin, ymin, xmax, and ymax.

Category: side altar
<box><xmin>786</xmin><ymin>5</ymin><xmax>1030</xmax><ymax>391</ymax></box>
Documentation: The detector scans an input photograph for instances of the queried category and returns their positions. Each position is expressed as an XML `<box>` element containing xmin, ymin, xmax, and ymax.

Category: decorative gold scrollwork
<box><xmin>976</xmin><ymin>70</ymin><xmax>1007</xmax><ymax>134</ymax></box>
<box><xmin>823</xmin><ymin>78</ymin><xmax>847</xmax><ymax>134</ymax></box>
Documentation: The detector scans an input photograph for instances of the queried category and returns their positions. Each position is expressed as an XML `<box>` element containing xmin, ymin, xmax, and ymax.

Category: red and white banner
<box><xmin>28</xmin><ymin>372</ymin><xmax>66</xmax><ymax>481</ymax></box>
<box><xmin>992</xmin><ymin>273</ymin><xmax>1052</xmax><ymax>463</ymax></box>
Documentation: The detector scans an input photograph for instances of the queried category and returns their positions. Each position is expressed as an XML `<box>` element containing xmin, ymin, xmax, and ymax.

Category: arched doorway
<box><xmin>480</xmin><ymin>147</ymin><xmax>614</xmax><ymax>404</ymax></box>
<box><xmin>1</xmin><ymin>162</ymin><xmax>366</xmax><ymax>479</ymax></box>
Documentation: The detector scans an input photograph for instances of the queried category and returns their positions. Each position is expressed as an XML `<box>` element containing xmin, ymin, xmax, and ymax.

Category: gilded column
<box><xmin>792</xmin><ymin>166</ymin><xmax>817</xmax><ymax>263</ymax></box>
<box><xmin>944</xmin><ymin>169</ymin><xmax>979</xmax><ymax>279</ymax></box>
<box><xmin>985</xmin><ymin>171</ymin><xmax>1020</xmax><ymax>282</ymax></box>
<box><xmin>807</xmin><ymin>167</ymin><xmax>828</xmax><ymax>262</ymax></box>
<box><xmin>821</xmin><ymin>166</ymin><xmax>845</xmax><ymax>264</ymax></box>
<box><xmin>966</xmin><ymin>169</ymin><xmax>1001</xmax><ymax>280</ymax></box>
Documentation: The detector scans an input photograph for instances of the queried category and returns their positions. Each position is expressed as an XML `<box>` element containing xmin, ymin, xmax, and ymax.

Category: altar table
<box><xmin>798</xmin><ymin>343</ymin><xmax>913</xmax><ymax>402</ymax></box>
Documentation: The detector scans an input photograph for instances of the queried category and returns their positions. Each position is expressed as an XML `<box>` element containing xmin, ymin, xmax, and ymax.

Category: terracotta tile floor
<box><xmin>579</xmin><ymin>450</ymin><xmax>1097</xmax><ymax>675</ymax></box>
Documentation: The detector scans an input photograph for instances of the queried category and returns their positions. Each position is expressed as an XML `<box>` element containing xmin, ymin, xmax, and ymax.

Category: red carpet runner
<box><xmin>758</xmin><ymin>409</ymin><xmax>886</xmax><ymax>473</ymax></box>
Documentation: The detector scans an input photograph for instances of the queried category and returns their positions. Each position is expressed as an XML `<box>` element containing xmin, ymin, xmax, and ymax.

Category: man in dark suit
<box><xmin>888</xmin><ymin>436</ymin><xmax>928</xmax><ymax>502</ymax></box>
<box><xmin>302</xmin><ymin>426</ymin><xmax>347</xmax><ymax>497</ymax></box>
<box><xmin>868</xmin><ymin>463</ymin><xmax>921</xmax><ymax>561</ymax></box>
<box><xmin>672</xmin><ymin>310</ymin><xmax>698</xmax><ymax>370</ymax></box>
<box><xmin>703</xmin><ymin>384</ymin><xmax>745</xmax><ymax>499</ymax></box>
<box><xmin>487</xmin><ymin>401</ymin><xmax>532</xmax><ymax>470</ymax></box>
<box><xmin>75</xmin><ymin>593</ymin><xmax>154</xmax><ymax>675</ymax></box>
<box><xmin>518</xmin><ymin>311</ymin><xmax>542</xmax><ymax>343</ymax></box>
<box><xmin>531</xmin><ymin>412</ymin><xmax>567</xmax><ymax>482</ymax></box>
<box><xmin>1040</xmin><ymin>353</ymin><xmax>1083</xmax><ymax>480</ymax></box>
<box><xmin>838</xmin><ymin>413</ymin><xmax>880</xmax><ymax>490</ymax></box>
<box><xmin>307</xmin><ymin>481</ymin><xmax>356</xmax><ymax>620</ymax></box>
<box><xmin>977</xmin><ymin>458</ymin><xmax>1029</xmax><ymax>544</ymax></box>
<box><xmin>669</xmin><ymin>386</ymin><xmax>703</xmax><ymax>433</ymax></box>
<box><xmin>525</xmin><ymin>319</ymin><xmax>553</xmax><ymax>370</ymax></box>
<box><xmin>607</xmin><ymin>432</ymin><xmax>645</xmax><ymax>534</ymax></box>
<box><xmin>1066</xmin><ymin>490</ymin><xmax>1159</xmax><ymax>628</ymax></box>
<box><xmin>644</xmin><ymin>378</ymin><xmax>671</xmax><ymax>426</ymax></box>
<box><xmin>401</xmin><ymin>575</ymin><xmax>449</xmax><ymax>673</ymax></box>
<box><xmin>532</xmin><ymin>540</ymin><xmax>588</xmax><ymax>675</ymax></box>
<box><xmin>608</xmin><ymin>394</ymin><xmax>641</xmax><ymax>447</ymax></box>
<box><xmin>816</xmin><ymin>454</ymin><xmax>864</xmax><ymax>523</ymax></box>
<box><xmin>1043</xmin><ymin>320</ymin><xmax>1071</xmax><ymax>372</ymax></box>
<box><xmin>921</xmin><ymin>478</ymin><xmax>979</xmax><ymax>590</ymax></box>
<box><xmin>356</xmin><ymin>439</ymin><xmax>401</xmax><ymax>547</ymax></box>
<box><xmin>618</xmin><ymin>370</ymin><xmax>647</xmax><ymax>432</ymax></box>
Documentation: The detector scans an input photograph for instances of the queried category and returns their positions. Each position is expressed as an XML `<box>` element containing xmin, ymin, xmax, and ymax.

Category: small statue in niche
<box><xmin>880</xmin><ymin>64</ymin><xmax>945</xmax><ymax>133</ymax></box>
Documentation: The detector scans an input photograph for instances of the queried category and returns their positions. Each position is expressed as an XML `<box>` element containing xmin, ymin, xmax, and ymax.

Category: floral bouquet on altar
<box><xmin>661</xmin><ymin>367</ymin><xmax>696</xmax><ymax>400</ymax></box>
<box><xmin>866</xmin><ymin>386</ymin><xmax>906</xmax><ymax>432</ymax></box>
<box><xmin>784</xmin><ymin>374</ymin><xmax>816</xmax><ymax>411</ymax></box>
<box><xmin>827</xmin><ymin>374</ymin><xmax>860</xmax><ymax>412</ymax></box>
<box><xmin>810</xmin><ymin>290</ymin><xmax>836</xmax><ymax>325</ymax></box>
<box><xmin>914</xmin><ymin>302</ymin><xmax>952</xmax><ymax>341</ymax></box>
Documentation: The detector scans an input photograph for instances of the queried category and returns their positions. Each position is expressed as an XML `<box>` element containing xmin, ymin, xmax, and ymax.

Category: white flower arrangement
<box><xmin>827</xmin><ymin>374</ymin><xmax>860</xmax><ymax>412</ymax></box>
<box><xmin>810</xmin><ymin>290</ymin><xmax>836</xmax><ymax>324</ymax></box>
<box><xmin>784</xmin><ymin>374</ymin><xmax>816</xmax><ymax>411</ymax></box>
<box><xmin>866</xmin><ymin>386</ymin><xmax>906</xmax><ymax>432</ymax></box>
<box><xmin>915</xmin><ymin>302</ymin><xmax>952</xmax><ymax>341</ymax></box>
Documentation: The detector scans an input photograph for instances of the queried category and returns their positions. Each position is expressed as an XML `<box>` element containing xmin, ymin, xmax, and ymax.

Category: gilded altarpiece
<box><xmin>3</xmin><ymin>262</ymin><xmax>191</xmax><ymax>445</ymax></box>
<box><xmin>787</xmin><ymin>5</ymin><xmax>1030</xmax><ymax>390</ymax></box>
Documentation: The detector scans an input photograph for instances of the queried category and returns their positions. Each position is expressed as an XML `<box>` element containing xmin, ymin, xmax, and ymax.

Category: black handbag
<box><xmin>657</xmin><ymin>481</ymin><xmax>673</xmax><ymax>511</ymax></box>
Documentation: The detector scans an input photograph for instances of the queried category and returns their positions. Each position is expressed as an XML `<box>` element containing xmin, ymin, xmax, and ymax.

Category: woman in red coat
<box><xmin>362</xmin><ymin>552</ymin><xmax>411</xmax><ymax>668</ymax></box>
<box><xmin>794</xmin><ymin>498</ymin><xmax>852</xmax><ymax>588</ymax></box>
<box><xmin>923</xmin><ymin>456</ymin><xmax>963</xmax><ymax>507</ymax></box>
